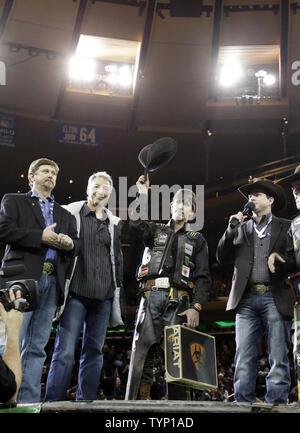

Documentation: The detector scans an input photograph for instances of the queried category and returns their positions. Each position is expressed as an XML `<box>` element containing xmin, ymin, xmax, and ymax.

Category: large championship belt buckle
<box><xmin>43</xmin><ymin>262</ymin><xmax>54</xmax><ymax>275</ymax></box>
<box><xmin>250</xmin><ymin>284</ymin><xmax>268</xmax><ymax>296</ymax></box>
<box><xmin>154</xmin><ymin>277</ymin><xmax>170</xmax><ymax>289</ymax></box>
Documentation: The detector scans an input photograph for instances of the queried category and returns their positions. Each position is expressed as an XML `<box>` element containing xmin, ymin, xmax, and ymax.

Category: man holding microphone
<box><xmin>216</xmin><ymin>178</ymin><xmax>293</xmax><ymax>404</ymax></box>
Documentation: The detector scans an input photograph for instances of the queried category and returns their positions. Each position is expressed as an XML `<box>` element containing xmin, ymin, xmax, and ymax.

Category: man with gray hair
<box><xmin>45</xmin><ymin>171</ymin><xmax>125</xmax><ymax>401</ymax></box>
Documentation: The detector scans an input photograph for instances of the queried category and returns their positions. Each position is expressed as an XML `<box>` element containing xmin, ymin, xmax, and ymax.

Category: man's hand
<box><xmin>42</xmin><ymin>223</ymin><xmax>60</xmax><ymax>248</ymax></box>
<box><xmin>0</xmin><ymin>289</ymin><xmax>23</xmax><ymax>339</ymax></box>
<box><xmin>227</xmin><ymin>212</ymin><xmax>247</xmax><ymax>234</ymax></box>
<box><xmin>268</xmin><ymin>252</ymin><xmax>286</xmax><ymax>274</ymax></box>
<box><xmin>57</xmin><ymin>233</ymin><xmax>74</xmax><ymax>251</ymax></box>
<box><xmin>42</xmin><ymin>224</ymin><xmax>74</xmax><ymax>250</ymax></box>
<box><xmin>136</xmin><ymin>174</ymin><xmax>150</xmax><ymax>195</ymax></box>
<box><xmin>178</xmin><ymin>308</ymin><xmax>200</xmax><ymax>329</ymax></box>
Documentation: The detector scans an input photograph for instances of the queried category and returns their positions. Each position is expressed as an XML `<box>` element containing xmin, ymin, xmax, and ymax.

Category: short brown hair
<box><xmin>28</xmin><ymin>158</ymin><xmax>59</xmax><ymax>187</ymax></box>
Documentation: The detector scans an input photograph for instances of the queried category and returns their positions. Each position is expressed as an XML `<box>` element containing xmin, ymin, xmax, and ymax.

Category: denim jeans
<box><xmin>142</xmin><ymin>291</ymin><xmax>187</xmax><ymax>396</ymax></box>
<box><xmin>44</xmin><ymin>294</ymin><xmax>112</xmax><ymax>401</ymax></box>
<box><xmin>17</xmin><ymin>273</ymin><xmax>58</xmax><ymax>403</ymax></box>
<box><xmin>234</xmin><ymin>290</ymin><xmax>291</xmax><ymax>404</ymax></box>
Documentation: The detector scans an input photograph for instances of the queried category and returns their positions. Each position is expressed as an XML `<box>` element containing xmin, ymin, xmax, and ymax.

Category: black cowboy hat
<box><xmin>138</xmin><ymin>137</ymin><xmax>177</xmax><ymax>176</ymax></box>
<box><xmin>276</xmin><ymin>164</ymin><xmax>300</xmax><ymax>187</ymax></box>
<box><xmin>238</xmin><ymin>178</ymin><xmax>287</xmax><ymax>212</ymax></box>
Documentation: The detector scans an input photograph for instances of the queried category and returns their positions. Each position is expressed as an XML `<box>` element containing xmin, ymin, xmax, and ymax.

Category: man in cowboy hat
<box><xmin>125</xmin><ymin>175</ymin><xmax>211</xmax><ymax>401</ymax></box>
<box><xmin>216</xmin><ymin>178</ymin><xmax>293</xmax><ymax>404</ymax></box>
<box><xmin>268</xmin><ymin>165</ymin><xmax>300</xmax><ymax>274</ymax></box>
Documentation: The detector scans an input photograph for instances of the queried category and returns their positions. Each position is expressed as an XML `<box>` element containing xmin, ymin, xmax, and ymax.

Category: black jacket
<box><xmin>130</xmin><ymin>218</ymin><xmax>211</xmax><ymax>306</ymax></box>
<box><xmin>216</xmin><ymin>215</ymin><xmax>294</xmax><ymax>317</ymax></box>
<box><xmin>0</xmin><ymin>192</ymin><xmax>79</xmax><ymax>306</ymax></box>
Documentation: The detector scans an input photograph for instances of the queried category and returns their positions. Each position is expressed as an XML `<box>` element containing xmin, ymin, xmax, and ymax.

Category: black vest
<box><xmin>137</xmin><ymin>223</ymin><xmax>201</xmax><ymax>290</ymax></box>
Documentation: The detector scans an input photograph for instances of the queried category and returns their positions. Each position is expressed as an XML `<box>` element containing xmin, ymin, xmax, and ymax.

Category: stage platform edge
<box><xmin>0</xmin><ymin>400</ymin><xmax>296</xmax><ymax>414</ymax></box>
<box><xmin>1</xmin><ymin>400</ymin><xmax>300</xmax><ymax>414</ymax></box>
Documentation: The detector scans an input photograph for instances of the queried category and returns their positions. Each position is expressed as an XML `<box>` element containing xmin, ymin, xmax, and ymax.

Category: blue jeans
<box><xmin>142</xmin><ymin>290</ymin><xmax>186</xmax><ymax>383</ymax></box>
<box><xmin>44</xmin><ymin>294</ymin><xmax>111</xmax><ymax>401</ymax></box>
<box><xmin>17</xmin><ymin>273</ymin><xmax>58</xmax><ymax>403</ymax></box>
<box><xmin>234</xmin><ymin>290</ymin><xmax>291</xmax><ymax>404</ymax></box>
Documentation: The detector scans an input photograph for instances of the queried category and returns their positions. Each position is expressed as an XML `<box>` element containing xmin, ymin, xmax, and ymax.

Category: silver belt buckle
<box><xmin>251</xmin><ymin>284</ymin><xmax>268</xmax><ymax>296</ymax></box>
<box><xmin>154</xmin><ymin>277</ymin><xmax>170</xmax><ymax>289</ymax></box>
<box><xmin>43</xmin><ymin>262</ymin><xmax>54</xmax><ymax>275</ymax></box>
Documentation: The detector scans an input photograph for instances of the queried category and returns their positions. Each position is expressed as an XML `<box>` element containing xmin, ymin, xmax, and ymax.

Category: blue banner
<box><xmin>55</xmin><ymin>123</ymin><xmax>103</xmax><ymax>147</ymax></box>
<box><xmin>0</xmin><ymin>113</ymin><xmax>17</xmax><ymax>148</ymax></box>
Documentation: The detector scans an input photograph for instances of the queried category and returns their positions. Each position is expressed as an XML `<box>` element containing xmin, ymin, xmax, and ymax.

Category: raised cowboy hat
<box><xmin>238</xmin><ymin>178</ymin><xmax>287</xmax><ymax>212</ymax></box>
<box><xmin>276</xmin><ymin>164</ymin><xmax>300</xmax><ymax>186</ymax></box>
<box><xmin>138</xmin><ymin>137</ymin><xmax>177</xmax><ymax>177</ymax></box>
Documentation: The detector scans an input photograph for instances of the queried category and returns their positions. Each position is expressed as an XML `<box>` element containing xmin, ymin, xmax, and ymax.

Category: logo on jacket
<box><xmin>138</xmin><ymin>267</ymin><xmax>149</xmax><ymax>278</ymax></box>
<box><xmin>190</xmin><ymin>343</ymin><xmax>205</xmax><ymax>370</ymax></box>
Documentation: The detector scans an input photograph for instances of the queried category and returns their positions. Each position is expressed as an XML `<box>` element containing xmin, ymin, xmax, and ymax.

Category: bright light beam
<box><xmin>69</xmin><ymin>56</ymin><xmax>96</xmax><ymax>81</ymax></box>
<box><xmin>263</xmin><ymin>74</ymin><xmax>276</xmax><ymax>86</ymax></box>
<box><xmin>219</xmin><ymin>60</ymin><xmax>243</xmax><ymax>87</ymax></box>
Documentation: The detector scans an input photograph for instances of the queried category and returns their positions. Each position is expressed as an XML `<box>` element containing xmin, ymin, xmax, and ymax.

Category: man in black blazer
<box><xmin>0</xmin><ymin>158</ymin><xmax>79</xmax><ymax>403</ymax></box>
<box><xmin>216</xmin><ymin>178</ymin><xmax>293</xmax><ymax>404</ymax></box>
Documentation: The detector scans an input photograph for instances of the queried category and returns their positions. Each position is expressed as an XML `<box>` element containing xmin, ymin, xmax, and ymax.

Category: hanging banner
<box><xmin>0</xmin><ymin>112</ymin><xmax>17</xmax><ymax>148</ymax></box>
<box><xmin>55</xmin><ymin>123</ymin><xmax>103</xmax><ymax>147</ymax></box>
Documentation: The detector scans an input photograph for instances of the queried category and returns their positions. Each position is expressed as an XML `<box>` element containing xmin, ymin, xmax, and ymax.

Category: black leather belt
<box><xmin>43</xmin><ymin>262</ymin><xmax>55</xmax><ymax>275</ymax></box>
<box><xmin>247</xmin><ymin>283</ymin><xmax>269</xmax><ymax>296</ymax></box>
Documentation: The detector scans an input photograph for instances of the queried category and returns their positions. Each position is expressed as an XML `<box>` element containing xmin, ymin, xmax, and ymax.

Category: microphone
<box><xmin>0</xmin><ymin>265</ymin><xmax>26</xmax><ymax>277</ymax></box>
<box><xmin>229</xmin><ymin>201</ymin><xmax>255</xmax><ymax>229</ymax></box>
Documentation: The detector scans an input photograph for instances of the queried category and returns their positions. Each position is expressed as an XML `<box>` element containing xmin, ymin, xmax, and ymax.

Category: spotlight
<box><xmin>263</xmin><ymin>74</ymin><xmax>276</xmax><ymax>86</ymax></box>
<box><xmin>219</xmin><ymin>60</ymin><xmax>243</xmax><ymax>87</ymax></box>
<box><xmin>255</xmin><ymin>70</ymin><xmax>267</xmax><ymax>78</ymax></box>
<box><xmin>105</xmin><ymin>65</ymin><xmax>133</xmax><ymax>88</ymax></box>
<box><xmin>118</xmin><ymin>65</ymin><xmax>132</xmax><ymax>76</ymax></box>
<box><xmin>105</xmin><ymin>73</ymin><xmax>120</xmax><ymax>85</ymax></box>
<box><xmin>105</xmin><ymin>64</ymin><xmax>117</xmax><ymax>73</ymax></box>
<box><xmin>118</xmin><ymin>65</ymin><xmax>133</xmax><ymax>87</ymax></box>
<box><xmin>68</xmin><ymin>56</ymin><xmax>96</xmax><ymax>82</ymax></box>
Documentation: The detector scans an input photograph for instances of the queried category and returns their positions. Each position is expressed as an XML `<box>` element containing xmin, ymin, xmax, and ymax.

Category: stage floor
<box><xmin>1</xmin><ymin>400</ymin><xmax>300</xmax><ymax>414</ymax></box>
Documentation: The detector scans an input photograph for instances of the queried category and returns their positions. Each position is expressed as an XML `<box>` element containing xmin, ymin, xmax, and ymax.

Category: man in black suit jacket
<box><xmin>216</xmin><ymin>178</ymin><xmax>293</xmax><ymax>404</ymax></box>
<box><xmin>0</xmin><ymin>158</ymin><xmax>79</xmax><ymax>403</ymax></box>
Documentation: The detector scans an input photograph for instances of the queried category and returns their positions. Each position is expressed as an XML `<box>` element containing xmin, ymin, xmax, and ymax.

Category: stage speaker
<box><xmin>170</xmin><ymin>0</ymin><xmax>203</xmax><ymax>17</ymax></box>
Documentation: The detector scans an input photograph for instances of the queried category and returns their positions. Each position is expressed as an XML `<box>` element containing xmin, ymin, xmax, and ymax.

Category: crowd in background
<box><xmin>40</xmin><ymin>327</ymin><xmax>298</xmax><ymax>403</ymax></box>
<box><xmin>38</xmin><ymin>274</ymin><xmax>298</xmax><ymax>404</ymax></box>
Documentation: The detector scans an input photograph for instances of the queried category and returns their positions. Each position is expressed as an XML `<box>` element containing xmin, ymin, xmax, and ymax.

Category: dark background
<box><xmin>0</xmin><ymin>0</ymin><xmax>299</xmax><ymax>327</ymax></box>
